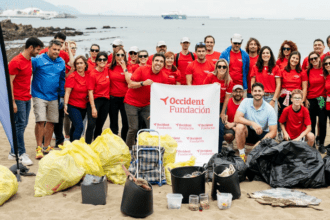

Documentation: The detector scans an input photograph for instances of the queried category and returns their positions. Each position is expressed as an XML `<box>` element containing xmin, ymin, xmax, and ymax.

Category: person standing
<box><xmin>245</xmin><ymin>38</ymin><xmax>261</xmax><ymax>98</ymax></box>
<box><xmin>204</xmin><ymin>35</ymin><xmax>221</xmax><ymax>64</ymax></box>
<box><xmin>323</xmin><ymin>56</ymin><xmax>330</xmax><ymax>151</ymax></box>
<box><xmin>32</xmin><ymin>40</ymin><xmax>65</xmax><ymax>159</ymax></box>
<box><xmin>108</xmin><ymin>39</ymin><xmax>124</xmax><ymax>64</ymax></box>
<box><xmin>8</xmin><ymin>37</ymin><xmax>44</xmax><ymax>165</ymax></box>
<box><xmin>131</xmin><ymin>50</ymin><xmax>149</xmax><ymax>73</ymax></box>
<box><xmin>128</xmin><ymin>46</ymin><xmax>139</xmax><ymax>65</ymax></box>
<box><xmin>186</xmin><ymin>42</ymin><xmax>215</xmax><ymax>85</ymax></box>
<box><xmin>302</xmin><ymin>39</ymin><xmax>325</xmax><ymax>70</ymax></box>
<box><xmin>321</xmin><ymin>36</ymin><xmax>330</xmax><ymax>60</ymax></box>
<box><xmin>276</xmin><ymin>40</ymin><xmax>298</xmax><ymax>70</ymax></box>
<box><xmin>87</xmin><ymin>44</ymin><xmax>100</xmax><ymax>71</ymax></box>
<box><xmin>220</xmin><ymin>34</ymin><xmax>250</xmax><ymax>91</ymax></box>
<box><xmin>164</xmin><ymin>52</ymin><xmax>181</xmax><ymax>85</ymax></box>
<box><xmin>124</xmin><ymin>53</ymin><xmax>168</xmax><ymax>149</ymax></box>
<box><xmin>147</xmin><ymin>41</ymin><xmax>167</xmax><ymax>65</ymax></box>
<box><xmin>175</xmin><ymin>37</ymin><xmax>196</xmax><ymax>85</ymax></box>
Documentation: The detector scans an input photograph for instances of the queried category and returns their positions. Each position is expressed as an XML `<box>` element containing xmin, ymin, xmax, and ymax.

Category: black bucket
<box><xmin>121</xmin><ymin>177</ymin><xmax>153</xmax><ymax>218</ymax></box>
<box><xmin>211</xmin><ymin>165</ymin><xmax>241</xmax><ymax>200</ymax></box>
<box><xmin>170</xmin><ymin>166</ymin><xmax>205</xmax><ymax>204</ymax></box>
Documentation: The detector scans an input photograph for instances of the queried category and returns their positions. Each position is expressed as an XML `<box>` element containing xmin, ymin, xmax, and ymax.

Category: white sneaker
<box><xmin>20</xmin><ymin>153</ymin><xmax>33</xmax><ymax>166</ymax></box>
<box><xmin>8</xmin><ymin>152</ymin><xmax>18</xmax><ymax>160</ymax></box>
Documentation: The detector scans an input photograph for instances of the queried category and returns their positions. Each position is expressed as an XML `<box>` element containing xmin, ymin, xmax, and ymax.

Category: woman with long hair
<box><xmin>131</xmin><ymin>50</ymin><xmax>149</xmax><ymax>73</ymax></box>
<box><xmin>87</xmin><ymin>44</ymin><xmax>100</xmax><ymax>71</ymax></box>
<box><xmin>85</xmin><ymin>52</ymin><xmax>110</xmax><ymax>144</ymax></box>
<box><xmin>108</xmin><ymin>47</ymin><xmax>130</xmax><ymax>141</ymax></box>
<box><xmin>251</xmin><ymin>46</ymin><xmax>281</xmax><ymax>110</ymax></box>
<box><xmin>276</xmin><ymin>40</ymin><xmax>298</xmax><ymax>70</ymax></box>
<box><xmin>204</xmin><ymin>58</ymin><xmax>233</xmax><ymax>153</ymax></box>
<box><xmin>305</xmin><ymin>52</ymin><xmax>326</xmax><ymax>153</ymax></box>
<box><xmin>163</xmin><ymin>51</ymin><xmax>181</xmax><ymax>85</ymax></box>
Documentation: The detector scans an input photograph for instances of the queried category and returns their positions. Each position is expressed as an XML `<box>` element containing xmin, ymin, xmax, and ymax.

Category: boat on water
<box><xmin>0</xmin><ymin>7</ymin><xmax>76</xmax><ymax>19</ymax></box>
<box><xmin>161</xmin><ymin>11</ymin><xmax>187</xmax><ymax>20</ymax></box>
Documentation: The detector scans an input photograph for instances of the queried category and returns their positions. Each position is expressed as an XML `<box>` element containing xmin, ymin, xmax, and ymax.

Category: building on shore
<box><xmin>0</xmin><ymin>7</ymin><xmax>58</xmax><ymax>18</ymax></box>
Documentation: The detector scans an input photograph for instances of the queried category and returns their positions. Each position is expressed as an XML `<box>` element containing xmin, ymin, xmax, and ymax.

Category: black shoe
<box><xmin>318</xmin><ymin>144</ymin><xmax>326</xmax><ymax>154</ymax></box>
<box><xmin>316</xmin><ymin>136</ymin><xmax>320</xmax><ymax>146</ymax></box>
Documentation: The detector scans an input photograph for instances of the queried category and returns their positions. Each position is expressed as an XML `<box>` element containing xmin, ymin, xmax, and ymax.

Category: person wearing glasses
<box><xmin>276</xmin><ymin>40</ymin><xmax>298</xmax><ymax>70</ymax></box>
<box><xmin>132</xmin><ymin>50</ymin><xmax>149</xmax><ymax>73</ymax></box>
<box><xmin>108</xmin><ymin>47</ymin><xmax>130</xmax><ymax>141</ymax></box>
<box><xmin>279</xmin><ymin>89</ymin><xmax>314</xmax><ymax>147</ymax></box>
<box><xmin>128</xmin><ymin>46</ymin><xmax>139</xmax><ymax>65</ymax></box>
<box><xmin>85</xmin><ymin>52</ymin><xmax>110</xmax><ymax>144</ymax></box>
<box><xmin>87</xmin><ymin>44</ymin><xmax>100</xmax><ymax>71</ymax></box>
<box><xmin>324</xmin><ymin>56</ymin><xmax>330</xmax><ymax>150</ymax></box>
<box><xmin>305</xmin><ymin>52</ymin><xmax>327</xmax><ymax>153</ymax></box>
<box><xmin>204</xmin><ymin>59</ymin><xmax>233</xmax><ymax>152</ymax></box>
<box><xmin>204</xmin><ymin>35</ymin><xmax>221</xmax><ymax>64</ymax></box>
<box><xmin>186</xmin><ymin>42</ymin><xmax>215</xmax><ymax>85</ymax></box>
<box><xmin>251</xmin><ymin>46</ymin><xmax>281</xmax><ymax>111</ymax></box>
<box><xmin>163</xmin><ymin>51</ymin><xmax>181</xmax><ymax>85</ymax></box>
<box><xmin>245</xmin><ymin>37</ymin><xmax>261</xmax><ymax>98</ymax></box>
<box><xmin>321</xmin><ymin>36</ymin><xmax>330</xmax><ymax>60</ymax></box>
<box><xmin>220</xmin><ymin>34</ymin><xmax>249</xmax><ymax>91</ymax></box>
<box><xmin>108</xmin><ymin>39</ymin><xmax>124</xmax><ymax>64</ymax></box>
<box><xmin>302</xmin><ymin>39</ymin><xmax>326</xmax><ymax>70</ymax></box>
<box><xmin>147</xmin><ymin>41</ymin><xmax>167</xmax><ymax>65</ymax></box>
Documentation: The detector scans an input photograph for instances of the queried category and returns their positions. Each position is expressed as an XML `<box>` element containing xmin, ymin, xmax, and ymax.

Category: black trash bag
<box><xmin>204</xmin><ymin>147</ymin><xmax>247</xmax><ymax>182</ymax></box>
<box><xmin>323</xmin><ymin>155</ymin><xmax>330</xmax><ymax>186</ymax></box>
<box><xmin>247</xmin><ymin>139</ymin><xmax>326</xmax><ymax>188</ymax></box>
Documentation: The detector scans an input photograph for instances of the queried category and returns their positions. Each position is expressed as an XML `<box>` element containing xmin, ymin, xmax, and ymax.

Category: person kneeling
<box><xmin>279</xmin><ymin>89</ymin><xmax>315</xmax><ymax>147</ymax></box>
<box><xmin>234</xmin><ymin>82</ymin><xmax>277</xmax><ymax>162</ymax></box>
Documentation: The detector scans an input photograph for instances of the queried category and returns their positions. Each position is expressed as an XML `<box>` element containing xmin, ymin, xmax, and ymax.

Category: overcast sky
<box><xmin>46</xmin><ymin>0</ymin><xmax>330</xmax><ymax>19</ymax></box>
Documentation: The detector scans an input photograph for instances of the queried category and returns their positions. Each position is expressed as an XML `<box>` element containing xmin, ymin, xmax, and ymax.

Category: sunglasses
<box><xmin>129</xmin><ymin>52</ymin><xmax>138</xmax><ymax>55</ymax></box>
<box><xmin>90</xmin><ymin>49</ymin><xmax>99</xmax><ymax>52</ymax></box>
<box><xmin>196</xmin><ymin>42</ymin><xmax>205</xmax><ymax>46</ymax></box>
<box><xmin>292</xmin><ymin>97</ymin><xmax>302</xmax><ymax>100</ymax></box>
<box><xmin>282</xmin><ymin>47</ymin><xmax>291</xmax><ymax>51</ymax></box>
<box><xmin>233</xmin><ymin>42</ymin><xmax>242</xmax><ymax>45</ymax></box>
<box><xmin>71</xmin><ymin>47</ymin><xmax>77</xmax><ymax>50</ymax></box>
<box><xmin>116</xmin><ymin>54</ymin><xmax>125</xmax><ymax>57</ymax></box>
<box><xmin>113</xmin><ymin>45</ymin><xmax>118</xmax><ymax>48</ymax></box>
<box><xmin>217</xmin><ymin>65</ymin><xmax>227</xmax><ymax>69</ymax></box>
<box><xmin>324</xmin><ymin>62</ymin><xmax>330</xmax><ymax>66</ymax></box>
<box><xmin>310</xmin><ymin>57</ymin><xmax>319</xmax><ymax>61</ymax></box>
<box><xmin>139</xmin><ymin>55</ymin><xmax>148</xmax><ymax>58</ymax></box>
<box><xmin>97</xmin><ymin>58</ymin><xmax>107</xmax><ymax>62</ymax></box>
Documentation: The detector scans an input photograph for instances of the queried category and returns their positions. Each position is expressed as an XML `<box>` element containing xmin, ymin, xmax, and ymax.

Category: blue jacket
<box><xmin>219</xmin><ymin>46</ymin><xmax>250</xmax><ymax>90</ymax></box>
<box><xmin>32</xmin><ymin>53</ymin><xmax>65</xmax><ymax>101</ymax></box>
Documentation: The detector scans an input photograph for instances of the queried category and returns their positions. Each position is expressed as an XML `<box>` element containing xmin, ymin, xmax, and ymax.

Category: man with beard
<box><xmin>223</xmin><ymin>85</ymin><xmax>244</xmax><ymax>149</ymax></box>
<box><xmin>186</xmin><ymin>42</ymin><xmax>215</xmax><ymax>85</ymax></box>
<box><xmin>234</xmin><ymin>82</ymin><xmax>277</xmax><ymax>162</ymax></box>
<box><xmin>302</xmin><ymin>39</ymin><xmax>325</xmax><ymax>70</ymax></box>
<box><xmin>8</xmin><ymin>37</ymin><xmax>44</xmax><ymax>165</ymax></box>
<box><xmin>321</xmin><ymin>35</ymin><xmax>330</xmax><ymax>60</ymax></box>
<box><xmin>147</xmin><ymin>41</ymin><xmax>167</xmax><ymax>65</ymax></box>
<box><xmin>204</xmin><ymin>35</ymin><xmax>221</xmax><ymax>64</ymax></box>
<box><xmin>245</xmin><ymin>38</ymin><xmax>261</xmax><ymax>98</ymax></box>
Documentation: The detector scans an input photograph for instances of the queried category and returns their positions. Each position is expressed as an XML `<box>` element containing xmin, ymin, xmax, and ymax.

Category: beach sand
<box><xmin>1</xmin><ymin>113</ymin><xmax>330</xmax><ymax>220</ymax></box>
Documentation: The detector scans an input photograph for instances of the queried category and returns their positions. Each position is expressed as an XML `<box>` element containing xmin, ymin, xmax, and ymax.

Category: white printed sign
<box><xmin>150</xmin><ymin>83</ymin><xmax>220</xmax><ymax>165</ymax></box>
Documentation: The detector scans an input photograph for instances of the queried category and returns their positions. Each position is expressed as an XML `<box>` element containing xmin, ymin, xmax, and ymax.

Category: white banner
<box><xmin>150</xmin><ymin>83</ymin><xmax>220</xmax><ymax>166</ymax></box>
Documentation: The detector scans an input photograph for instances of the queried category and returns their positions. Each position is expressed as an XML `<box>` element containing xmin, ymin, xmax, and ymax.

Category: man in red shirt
<box><xmin>321</xmin><ymin>35</ymin><xmax>330</xmax><ymax>60</ymax></box>
<box><xmin>124</xmin><ymin>53</ymin><xmax>168</xmax><ymax>148</ymax></box>
<box><xmin>147</xmin><ymin>41</ymin><xmax>167</xmax><ymax>65</ymax></box>
<box><xmin>186</xmin><ymin>42</ymin><xmax>215</xmax><ymax>85</ymax></box>
<box><xmin>245</xmin><ymin>38</ymin><xmax>261</xmax><ymax>98</ymax></box>
<box><xmin>204</xmin><ymin>35</ymin><xmax>221</xmax><ymax>64</ymax></box>
<box><xmin>8</xmin><ymin>37</ymin><xmax>44</xmax><ymax>165</ymax></box>
<box><xmin>279</xmin><ymin>89</ymin><xmax>314</xmax><ymax>147</ymax></box>
<box><xmin>223</xmin><ymin>85</ymin><xmax>244</xmax><ymax>149</ymax></box>
<box><xmin>302</xmin><ymin>39</ymin><xmax>325</xmax><ymax>70</ymax></box>
<box><xmin>175</xmin><ymin>37</ymin><xmax>196</xmax><ymax>85</ymax></box>
<box><xmin>108</xmin><ymin>39</ymin><xmax>124</xmax><ymax>63</ymax></box>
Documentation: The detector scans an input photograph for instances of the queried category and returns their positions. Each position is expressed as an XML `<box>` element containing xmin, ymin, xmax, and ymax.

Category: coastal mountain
<box><xmin>0</xmin><ymin>0</ymin><xmax>81</xmax><ymax>14</ymax></box>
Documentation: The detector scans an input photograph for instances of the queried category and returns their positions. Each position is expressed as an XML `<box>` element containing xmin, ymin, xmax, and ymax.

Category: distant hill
<box><xmin>0</xmin><ymin>0</ymin><xmax>81</xmax><ymax>14</ymax></box>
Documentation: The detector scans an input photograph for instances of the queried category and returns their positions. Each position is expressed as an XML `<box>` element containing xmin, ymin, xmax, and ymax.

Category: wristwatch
<box><xmin>124</xmin><ymin>69</ymin><xmax>128</xmax><ymax>72</ymax></box>
<box><xmin>140</xmin><ymin>81</ymin><xmax>144</xmax><ymax>86</ymax></box>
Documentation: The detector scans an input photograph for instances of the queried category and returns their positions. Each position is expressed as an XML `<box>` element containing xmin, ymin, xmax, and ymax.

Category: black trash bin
<box><xmin>121</xmin><ymin>177</ymin><xmax>153</xmax><ymax>218</ymax></box>
<box><xmin>170</xmin><ymin>166</ymin><xmax>205</xmax><ymax>204</ymax></box>
<box><xmin>211</xmin><ymin>165</ymin><xmax>241</xmax><ymax>200</ymax></box>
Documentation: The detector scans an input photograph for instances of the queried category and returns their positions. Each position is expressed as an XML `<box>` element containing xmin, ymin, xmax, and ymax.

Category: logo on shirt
<box><xmin>238</xmin><ymin>59</ymin><xmax>242</xmax><ymax>62</ymax></box>
<box><xmin>121</xmin><ymin>72</ymin><xmax>125</xmax><ymax>75</ymax></box>
<box><xmin>106</xmin><ymin>76</ymin><xmax>109</xmax><ymax>78</ymax></box>
<box><xmin>169</xmin><ymin>75</ymin><xmax>175</xmax><ymax>78</ymax></box>
<box><xmin>320</xmin><ymin>74</ymin><xmax>324</xmax><ymax>77</ymax></box>
<box><xmin>294</xmin><ymin>75</ymin><xmax>300</xmax><ymax>79</ymax></box>
<box><xmin>204</xmin><ymin>70</ymin><xmax>210</xmax><ymax>73</ymax></box>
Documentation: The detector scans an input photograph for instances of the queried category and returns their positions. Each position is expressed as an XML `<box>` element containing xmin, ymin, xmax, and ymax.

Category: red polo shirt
<box><xmin>251</xmin><ymin>65</ymin><xmax>281</xmax><ymax>93</ymax></box>
<box><xmin>175</xmin><ymin>52</ymin><xmax>197</xmax><ymax>85</ymax></box>
<box><xmin>281</xmin><ymin>69</ymin><xmax>308</xmax><ymax>92</ymax></box>
<box><xmin>109</xmin><ymin>65</ymin><xmax>128</xmax><ymax>97</ymax></box>
<box><xmin>186</xmin><ymin>60</ymin><xmax>215</xmax><ymax>85</ymax></box>
<box><xmin>307</xmin><ymin>68</ymin><xmax>326</xmax><ymax>99</ymax></box>
<box><xmin>65</xmin><ymin>71</ymin><xmax>88</xmax><ymax>109</ymax></box>
<box><xmin>226</xmin><ymin>98</ymin><xmax>243</xmax><ymax>123</ymax></box>
<box><xmin>276</xmin><ymin>58</ymin><xmax>288</xmax><ymax>70</ymax></box>
<box><xmin>205</xmin><ymin>51</ymin><xmax>221</xmax><ymax>64</ymax></box>
<box><xmin>203</xmin><ymin>75</ymin><xmax>233</xmax><ymax>103</ymax></box>
<box><xmin>325</xmin><ymin>75</ymin><xmax>330</xmax><ymax>110</ymax></box>
<box><xmin>87</xmin><ymin>68</ymin><xmax>110</xmax><ymax>99</ymax></box>
<box><xmin>162</xmin><ymin>68</ymin><xmax>181</xmax><ymax>85</ymax></box>
<box><xmin>87</xmin><ymin>58</ymin><xmax>96</xmax><ymax>71</ymax></box>
<box><xmin>229</xmin><ymin>51</ymin><xmax>243</xmax><ymax>86</ymax></box>
<box><xmin>248</xmin><ymin>55</ymin><xmax>258</xmax><ymax>93</ymax></box>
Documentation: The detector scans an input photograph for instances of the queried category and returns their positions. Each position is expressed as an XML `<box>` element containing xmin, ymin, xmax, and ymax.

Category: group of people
<box><xmin>7</xmin><ymin>31</ymin><xmax>330</xmax><ymax>165</ymax></box>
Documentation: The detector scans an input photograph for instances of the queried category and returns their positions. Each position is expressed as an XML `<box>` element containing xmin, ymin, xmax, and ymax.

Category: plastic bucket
<box><xmin>217</xmin><ymin>193</ymin><xmax>233</xmax><ymax>210</ymax></box>
<box><xmin>170</xmin><ymin>166</ymin><xmax>205</xmax><ymax>204</ymax></box>
<box><xmin>211</xmin><ymin>165</ymin><xmax>241</xmax><ymax>200</ymax></box>
<box><xmin>166</xmin><ymin>193</ymin><xmax>183</xmax><ymax>209</ymax></box>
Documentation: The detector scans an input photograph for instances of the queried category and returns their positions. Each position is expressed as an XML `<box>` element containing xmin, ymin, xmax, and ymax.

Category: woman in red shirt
<box><xmin>85</xmin><ymin>52</ymin><xmax>110</xmax><ymax>144</ymax></box>
<box><xmin>163</xmin><ymin>51</ymin><xmax>181</xmax><ymax>85</ymax></box>
<box><xmin>251</xmin><ymin>46</ymin><xmax>281</xmax><ymax>110</ymax></box>
<box><xmin>128</xmin><ymin>46</ymin><xmax>139</xmax><ymax>65</ymax></box>
<box><xmin>108</xmin><ymin>47</ymin><xmax>130</xmax><ymax>141</ymax></box>
<box><xmin>276</xmin><ymin>40</ymin><xmax>298</xmax><ymax>70</ymax></box>
<box><xmin>323</xmin><ymin>56</ymin><xmax>330</xmax><ymax>150</ymax></box>
<box><xmin>87</xmin><ymin>44</ymin><xmax>100</xmax><ymax>72</ymax></box>
<box><xmin>131</xmin><ymin>50</ymin><xmax>149</xmax><ymax>73</ymax></box>
<box><xmin>63</xmin><ymin>56</ymin><xmax>88</xmax><ymax>141</ymax></box>
<box><xmin>204</xmin><ymin>58</ymin><xmax>233</xmax><ymax>153</ymax></box>
<box><xmin>305</xmin><ymin>52</ymin><xmax>326</xmax><ymax>153</ymax></box>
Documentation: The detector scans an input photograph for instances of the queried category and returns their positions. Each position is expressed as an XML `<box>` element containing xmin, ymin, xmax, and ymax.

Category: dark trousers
<box><xmin>54</xmin><ymin>105</ymin><xmax>64</xmax><ymax>147</ymax></box>
<box><xmin>125</xmin><ymin>103</ymin><xmax>150</xmax><ymax>149</ymax></box>
<box><xmin>308</xmin><ymin>98</ymin><xmax>327</xmax><ymax>145</ymax></box>
<box><xmin>109</xmin><ymin>96</ymin><xmax>128</xmax><ymax>141</ymax></box>
<box><xmin>85</xmin><ymin>98</ymin><xmax>110</xmax><ymax>144</ymax></box>
<box><xmin>67</xmin><ymin>104</ymin><xmax>87</xmax><ymax>142</ymax></box>
<box><xmin>218</xmin><ymin>104</ymin><xmax>224</xmax><ymax>153</ymax></box>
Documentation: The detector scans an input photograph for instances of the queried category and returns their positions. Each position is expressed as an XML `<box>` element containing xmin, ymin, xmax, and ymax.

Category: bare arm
<box><xmin>186</xmin><ymin>74</ymin><xmax>192</xmax><ymax>85</ymax></box>
<box><xmin>234</xmin><ymin>110</ymin><xmax>263</xmax><ymax>135</ymax></box>
<box><xmin>221</xmin><ymin>93</ymin><xmax>231</xmax><ymax>118</ymax></box>
<box><xmin>251</xmin><ymin>77</ymin><xmax>256</xmax><ymax>89</ymax></box>
<box><xmin>9</xmin><ymin>75</ymin><xmax>17</xmax><ymax>113</ymax></box>
<box><xmin>63</xmin><ymin>87</ymin><xmax>72</xmax><ymax>115</ymax></box>
<box><xmin>263</xmin><ymin>125</ymin><xmax>277</xmax><ymax>139</ymax></box>
<box><xmin>302</xmin><ymin>81</ymin><xmax>308</xmax><ymax>102</ymax></box>
<box><xmin>88</xmin><ymin>90</ymin><xmax>97</xmax><ymax>118</ymax></box>
<box><xmin>274</xmin><ymin>77</ymin><xmax>281</xmax><ymax>100</ymax></box>
<box><xmin>66</xmin><ymin>42</ymin><xmax>74</xmax><ymax>67</ymax></box>
<box><xmin>176</xmin><ymin>82</ymin><xmax>181</xmax><ymax>85</ymax></box>
<box><xmin>293</xmin><ymin>125</ymin><xmax>312</xmax><ymax>141</ymax></box>
<box><xmin>280</xmin><ymin>122</ymin><xmax>290</xmax><ymax>140</ymax></box>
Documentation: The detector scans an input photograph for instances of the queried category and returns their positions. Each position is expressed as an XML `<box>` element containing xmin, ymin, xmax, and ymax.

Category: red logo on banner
<box><xmin>177</xmin><ymin>150</ymin><xmax>193</xmax><ymax>156</ymax></box>
<box><xmin>197</xmin><ymin>149</ymin><xmax>214</xmax><ymax>156</ymax></box>
<box><xmin>160</xmin><ymin>96</ymin><xmax>169</xmax><ymax>105</ymax></box>
<box><xmin>176</xmin><ymin>123</ymin><xmax>194</xmax><ymax>130</ymax></box>
<box><xmin>160</xmin><ymin>97</ymin><xmax>211</xmax><ymax>114</ymax></box>
<box><xmin>172</xmin><ymin>137</ymin><xmax>182</xmax><ymax>143</ymax></box>
<box><xmin>186</xmin><ymin>137</ymin><xmax>204</xmax><ymax>143</ymax></box>
<box><xmin>153</xmin><ymin>123</ymin><xmax>172</xmax><ymax>130</ymax></box>
<box><xmin>198</xmin><ymin>124</ymin><xmax>215</xmax><ymax>130</ymax></box>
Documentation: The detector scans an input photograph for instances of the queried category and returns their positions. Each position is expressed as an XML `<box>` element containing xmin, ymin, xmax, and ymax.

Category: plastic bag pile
<box><xmin>0</xmin><ymin>165</ymin><xmax>18</xmax><ymax>206</ymax></box>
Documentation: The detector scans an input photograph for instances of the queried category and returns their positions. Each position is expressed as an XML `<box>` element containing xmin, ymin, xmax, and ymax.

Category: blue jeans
<box><xmin>67</xmin><ymin>104</ymin><xmax>87</xmax><ymax>142</ymax></box>
<box><xmin>219</xmin><ymin>104</ymin><xmax>224</xmax><ymax>153</ymax></box>
<box><xmin>12</xmin><ymin>100</ymin><xmax>31</xmax><ymax>155</ymax></box>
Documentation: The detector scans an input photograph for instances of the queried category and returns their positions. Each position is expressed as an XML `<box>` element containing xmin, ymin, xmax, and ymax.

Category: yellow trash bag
<box><xmin>138</xmin><ymin>132</ymin><xmax>178</xmax><ymax>167</ymax></box>
<box><xmin>165</xmin><ymin>156</ymin><xmax>196</xmax><ymax>185</ymax></box>
<box><xmin>34</xmin><ymin>151</ymin><xmax>85</xmax><ymax>197</ymax></box>
<box><xmin>0</xmin><ymin>165</ymin><xmax>18</xmax><ymax>206</ymax></box>
<box><xmin>60</xmin><ymin>138</ymin><xmax>104</xmax><ymax>177</ymax></box>
<box><xmin>90</xmin><ymin>128</ymin><xmax>131</xmax><ymax>185</ymax></box>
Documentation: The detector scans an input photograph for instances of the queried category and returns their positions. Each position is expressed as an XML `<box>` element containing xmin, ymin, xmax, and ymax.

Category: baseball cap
<box><xmin>112</xmin><ymin>39</ymin><xmax>123</xmax><ymax>46</ymax></box>
<box><xmin>231</xmin><ymin>34</ymin><xmax>243</xmax><ymax>43</ymax></box>
<box><xmin>233</xmin><ymin>85</ymin><xmax>243</xmax><ymax>91</ymax></box>
<box><xmin>129</xmin><ymin>46</ymin><xmax>139</xmax><ymax>53</ymax></box>
<box><xmin>157</xmin><ymin>41</ymin><xmax>166</xmax><ymax>47</ymax></box>
<box><xmin>181</xmin><ymin>37</ymin><xmax>190</xmax><ymax>43</ymax></box>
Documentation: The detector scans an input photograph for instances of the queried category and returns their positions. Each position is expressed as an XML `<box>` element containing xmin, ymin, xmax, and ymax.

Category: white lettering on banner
<box><xmin>150</xmin><ymin>83</ymin><xmax>220</xmax><ymax>165</ymax></box>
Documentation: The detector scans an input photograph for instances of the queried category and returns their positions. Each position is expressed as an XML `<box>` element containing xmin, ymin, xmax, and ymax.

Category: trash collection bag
<box><xmin>0</xmin><ymin>165</ymin><xmax>18</xmax><ymax>205</ymax></box>
<box><xmin>138</xmin><ymin>132</ymin><xmax>177</xmax><ymax>167</ymax></box>
<box><xmin>90</xmin><ymin>129</ymin><xmax>131</xmax><ymax>185</ymax></box>
<box><xmin>34</xmin><ymin>151</ymin><xmax>85</xmax><ymax>197</ymax></box>
<box><xmin>204</xmin><ymin>147</ymin><xmax>247</xmax><ymax>182</ymax></box>
<box><xmin>165</xmin><ymin>156</ymin><xmax>196</xmax><ymax>185</ymax></box>
<box><xmin>246</xmin><ymin>138</ymin><xmax>326</xmax><ymax>188</ymax></box>
<box><xmin>60</xmin><ymin>138</ymin><xmax>104</xmax><ymax>177</ymax></box>
<box><xmin>323</xmin><ymin>155</ymin><xmax>330</xmax><ymax>186</ymax></box>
